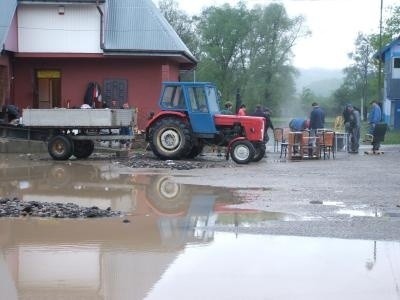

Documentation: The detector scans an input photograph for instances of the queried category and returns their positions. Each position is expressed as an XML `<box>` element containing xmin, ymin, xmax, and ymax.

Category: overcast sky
<box><xmin>155</xmin><ymin>0</ymin><xmax>398</xmax><ymax>70</ymax></box>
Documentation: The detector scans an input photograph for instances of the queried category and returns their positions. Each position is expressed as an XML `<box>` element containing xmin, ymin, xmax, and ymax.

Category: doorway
<box><xmin>0</xmin><ymin>66</ymin><xmax>7</xmax><ymax>107</ymax></box>
<box><xmin>35</xmin><ymin>70</ymin><xmax>61</xmax><ymax>108</ymax></box>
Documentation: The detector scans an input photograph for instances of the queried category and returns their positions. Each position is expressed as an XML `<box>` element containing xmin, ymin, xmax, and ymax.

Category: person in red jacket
<box><xmin>237</xmin><ymin>104</ymin><xmax>246</xmax><ymax>116</ymax></box>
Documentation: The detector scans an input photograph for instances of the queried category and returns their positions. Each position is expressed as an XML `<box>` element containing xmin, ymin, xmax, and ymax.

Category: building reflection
<box><xmin>0</xmin><ymin>162</ymin><xmax>288</xmax><ymax>299</ymax></box>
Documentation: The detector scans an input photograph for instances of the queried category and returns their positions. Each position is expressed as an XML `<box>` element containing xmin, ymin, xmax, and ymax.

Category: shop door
<box><xmin>36</xmin><ymin>70</ymin><xmax>61</xmax><ymax>108</ymax></box>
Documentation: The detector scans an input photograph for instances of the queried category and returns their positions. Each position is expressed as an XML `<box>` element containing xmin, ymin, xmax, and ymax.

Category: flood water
<box><xmin>0</xmin><ymin>158</ymin><xmax>399</xmax><ymax>299</ymax></box>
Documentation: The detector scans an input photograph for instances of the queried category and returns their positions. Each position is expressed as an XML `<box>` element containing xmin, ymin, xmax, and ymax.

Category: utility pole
<box><xmin>377</xmin><ymin>0</ymin><xmax>383</xmax><ymax>102</ymax></box>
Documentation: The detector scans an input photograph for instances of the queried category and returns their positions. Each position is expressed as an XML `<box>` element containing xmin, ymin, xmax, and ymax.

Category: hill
<box><xmin>296</xmin><ymin>68</ymin><xmax>344</xmax><ymax>97</ymax></box>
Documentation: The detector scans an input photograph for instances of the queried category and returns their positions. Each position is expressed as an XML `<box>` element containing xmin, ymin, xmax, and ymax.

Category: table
<box><xmin>287</xmin><ymin>131</ymin><xmax>320</xmax><ymax>160</ymax></box>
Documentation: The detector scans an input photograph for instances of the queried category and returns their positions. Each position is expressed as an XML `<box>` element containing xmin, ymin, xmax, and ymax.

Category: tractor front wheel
<box><xmin>149</xmin><ymin>117</ymin><xmax>192</xmax><ymax>160</ymax></box>
<box><xmin>230</xmin><ymin>140</ymin><xmax>255</xmax><ymax>164</ymax></box>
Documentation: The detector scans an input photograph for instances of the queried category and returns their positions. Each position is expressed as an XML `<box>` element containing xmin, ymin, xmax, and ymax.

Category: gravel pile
<box><xmin>0</xmin><ymin>197</ymin><xmax>121</xmax><ymax>218</ymax></box>
<box><xmin>120</xmin><ymin>152</ymin><xmax>233</xmax><ymax>170</ymax></box>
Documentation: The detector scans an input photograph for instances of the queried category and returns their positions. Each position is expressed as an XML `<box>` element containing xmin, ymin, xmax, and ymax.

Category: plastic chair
<box><xmin>274</xmin><ymin>127</ymin><xmax>289</xmax><ymax>158</ymax></box>
<box><xmin>273</xmin><ymin>128</ymin><xmax>283</xmax><ymax>152</ymax></box>
<box><xmin>300</xmin><ymin>130</ymin><xmax>315</xmax><ymax>158</ymax></box>
<box><xmin>319</xmin><ymin>130</ymin><xmax>335</xmax><ymax>159</ymax></box>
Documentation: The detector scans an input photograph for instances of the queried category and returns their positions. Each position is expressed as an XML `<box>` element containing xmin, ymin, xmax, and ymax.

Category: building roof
<box><xmin>0</xmin><ymin>0</ymin><xmax>17</xmax><ymax>50</ymax></box>
<box><xmin>103</xmin><ymin>0</ymin><xmax>196</xmax><ymax>64</ymax></box>
<box><xmin>4</xmin><ymin>0</ymin><xmax>196</xmax><ymax>66</ymax></box>
<box><xmin>374</xmin><ymin>36</ymin><xmax>400</xmax><ymax>61</ymax></box>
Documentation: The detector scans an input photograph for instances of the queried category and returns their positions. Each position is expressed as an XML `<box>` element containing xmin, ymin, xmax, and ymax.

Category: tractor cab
<box><xmin>159</xmin><ymin>82</ymin><xmax>220</xmax><ymax>134</ymax></box>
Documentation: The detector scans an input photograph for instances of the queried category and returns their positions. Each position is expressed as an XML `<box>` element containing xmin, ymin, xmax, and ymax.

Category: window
<box><xmin>394</xmin><ymin>57</ymin><xmax>400</xmax><ymax>68</ymax></box>
<box><xmin>187</xmin><ymin>87</ymin><xmax>208</xmax><ymax>112</ymax></box>
<box><xmin>160</xmin><ymin>86</ymin><xmax>186</xmax><ymax>109</ymax></box>
<box><xmin>393</xmin><ymin>57</ymin><xmax>400</xmax><ymax>79</ymax></box>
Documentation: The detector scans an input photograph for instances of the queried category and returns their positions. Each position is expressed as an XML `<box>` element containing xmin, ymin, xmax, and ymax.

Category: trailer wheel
<box><xmin>230</xmin><ymin>140</ymin><xmax>255</xmax><ymax>164</ymax></box>
<box><xmin>252</xmin><ymin>143</ymin><xmax>266</xmax><ymax>162</ymax></box>
<box><xmin>73</xmin><ymin>140</ymin><xmax>94</xmax><ymax>159</ymax></box>
<box><xmin>149</xmin><ymin>117</ymin><xmax>192</xmax><ymax>160</ymax></box>
<box><xmin>48</xmin><ymin>135</ymin><xmax>74</xmax><ymax>160</ymax></box>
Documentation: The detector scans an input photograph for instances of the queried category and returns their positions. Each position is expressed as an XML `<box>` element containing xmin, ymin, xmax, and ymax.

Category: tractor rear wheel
<box><xmin>146</xmin><ymin>176</ymin><xmax>190</xmax><ymax>215</ymax></box>
<box><xmin>186</xmin><ymin>142</ymin><xmax>204</xmax><ymax>159</ymax></box>
<box><xmin>149</xmin><ymin>117</ymin><xmax>192</xmax><ymax>160</ymax></box>
<box><xmin>230</xmin><ymin>140</ymin><xmax>255</xmax><ymax>164</ymax></box>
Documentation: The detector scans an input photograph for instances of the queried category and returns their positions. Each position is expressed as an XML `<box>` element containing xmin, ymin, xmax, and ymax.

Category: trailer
<box><xmin>0</xmin><ymin>108</ymin><xmax>134</xmax><ymax>160</ymax></box>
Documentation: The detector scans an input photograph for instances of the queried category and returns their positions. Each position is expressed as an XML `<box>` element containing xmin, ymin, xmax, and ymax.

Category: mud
<box><xmin>0</xmin><ymin>197</ymin><xmax>120</xmax><ymax>218</ymax></box>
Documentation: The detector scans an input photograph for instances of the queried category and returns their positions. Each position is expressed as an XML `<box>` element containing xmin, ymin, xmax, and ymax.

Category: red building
<box><xmin>0</xmin><ymin>0</ymin><xmax>196</xmax><ymax>129</ymax></box>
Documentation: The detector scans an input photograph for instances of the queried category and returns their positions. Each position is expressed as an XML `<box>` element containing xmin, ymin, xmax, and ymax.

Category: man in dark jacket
<box><xmin>251</xmin><ymin>104</ymin><xmax>274</xmax><ymax>143</ymax></box>
<box><xmin>346</xmin><ymin>104</ymin><xmax>360</xmax><ymax>153</ymax></box>
<box><xmin>309</xmin><ymin>102</ymin><xmax>325</xmax><ymax>134</ymax></box>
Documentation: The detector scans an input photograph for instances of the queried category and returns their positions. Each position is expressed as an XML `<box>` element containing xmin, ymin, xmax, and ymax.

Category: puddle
<box><xmin>323</xmin><ymin>201</ymin><xmax>346</xmax><ymax>207</ymax></box>
<box><xmin>337</xmin><ymin>208</ymin><xmax>383</xmax><ymax>217</ymax></box>
<box><xmin>0</xmin><ymin>161</ymin><xmax>289</xmax><ymax>220</ymax></box>
<box><xmin>1</xmin><ymin>161</ymin><xmax>400</xmax><ymax>299</ymax></box>
<box><xmin>1</xmin><ymin>225</ymin><xmax>399</xmax><ymax>299</ymax></box>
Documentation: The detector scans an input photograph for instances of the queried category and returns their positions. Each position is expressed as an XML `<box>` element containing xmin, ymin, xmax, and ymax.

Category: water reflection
<box><xmin>1</xmin><ymin>227</ymin><xmax>400</xmax><ymax>299</ymax></box>
<box><xmin>1</xmin><ymin>161</ymin><xmax>399</xmax><ymax>299</ymax></box>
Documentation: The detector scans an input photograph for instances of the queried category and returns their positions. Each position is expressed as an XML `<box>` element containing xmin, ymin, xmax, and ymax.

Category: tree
<box><xmin>195</xmin><ymin>3</ymin><xmax>309</xmax><ymax>113</ymax></box>
<box><xmin>345</xmin><ymin>33</ymin><xmax>375</xmax><ymax>119</ymax></box>
<box><xmin>243</xmin><ymin>3</ymin><xmax>309</xmax><ymax>112</ymax></box>
<box><xmin>158</xmin><ymin>1</ymin><xmax>309</xmax><ymax>114</ymax></box>
<box><xmin>195</xmin><ymin>3</ymin><xmax>251</xmax><ymax>102</ymax></box>
<box><xmin>332</xmin><ymin>5</ymin><xmax>400</xmax><ymax>117</ymax></box>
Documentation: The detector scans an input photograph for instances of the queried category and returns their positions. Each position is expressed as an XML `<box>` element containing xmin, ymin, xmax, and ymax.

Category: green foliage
<box><xmin>332</xmin><ymin>4</ymin><xmax>400</xmax><ymax>118</ymax></box>
<box><xmin>158</xmin><ymin>0</ymin><xmax>309</xmax><ymax>114</ymax></box>
<box><xmin>383</xmin><ymin>129</ymin><xmax>400</xmax><ymax>144</ymax></box>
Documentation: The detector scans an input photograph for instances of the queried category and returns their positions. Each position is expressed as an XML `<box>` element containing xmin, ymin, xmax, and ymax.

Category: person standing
<box><xmin>120</xmin><ymin>102</ymin><xmax>134</xmax><ymax>149</ymax></box>
<box><xmin>251</xmin><ymin>104</ymin><xmax>274</xmax><ymax>143</ymax></box>
<box><xmin>309</xmin><ymin>102</ymin><xmax>325</xmax><ymax>156</ymax></box>
<box><xmin>309</xmin><ymin>102</ymin><xmax>325</xmax><ymax>135</ymax></box>
<box><xmin>368</xmin><ymin>100</ymin><xmax>382</xmax><ymax>152</ymax></box>
<box><xmin>220</xmin><ymin>101</ymin><xmax>234</xmax><ymax>115</ymax></box>
<box><xmin>343</xmin><ymin>103</ymin><xmax>352</xmax><ymax>134</ymax></box>
<box><xmin>368</xmin><ymin>100</ymin><xmax>382</xmax><ymax>134</ymax></box>
<box><xmin>237</xmin><ymin>104</ymin><xmax>246</xmax><ymax>116</ymax></box>
<box><xmin>346</xmin><ymin>104</ymin><xmax>360</xmax><ymax>153</ymax></box>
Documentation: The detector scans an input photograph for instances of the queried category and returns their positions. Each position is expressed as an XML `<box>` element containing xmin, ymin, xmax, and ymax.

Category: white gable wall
<box><xmin>18</xmin><ymin>4</ymin><xmax>102</xmax><ymax>53</ymax></box>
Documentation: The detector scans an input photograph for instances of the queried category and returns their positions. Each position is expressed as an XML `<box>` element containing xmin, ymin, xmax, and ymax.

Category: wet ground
<box><xmin>0</xmin><ymin>143</ymin><xmax>400</xmax><ymax>299</ymax></box>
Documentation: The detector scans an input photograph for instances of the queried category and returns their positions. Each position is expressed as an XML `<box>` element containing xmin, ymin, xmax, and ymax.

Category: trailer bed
<box><xmin>22</xmin><ymin>108</ymin><xmax>133</xmax><ymax>128</ymax></box>
<box><xmin>1</xmin><ymin>108</ymin><xmax>135</xmax><ymax>160</ymax></box>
